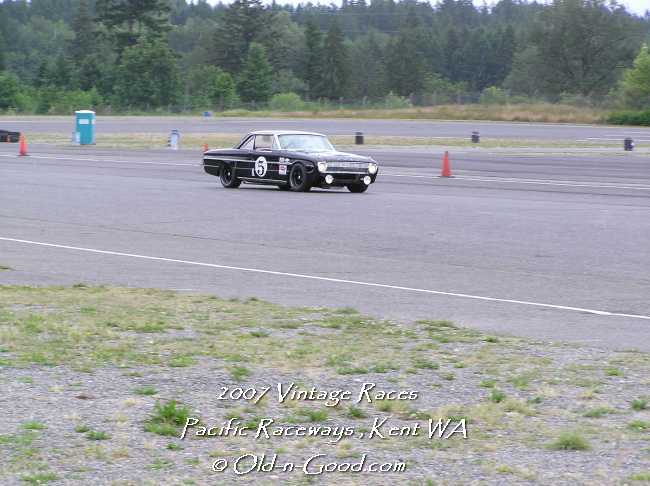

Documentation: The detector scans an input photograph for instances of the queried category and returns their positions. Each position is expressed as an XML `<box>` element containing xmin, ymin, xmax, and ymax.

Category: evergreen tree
<box><xmin>1</xmin><ymin>0</ymin><xmax>650</xmax><ymax>111</ymax></box>
<box><xmin>522</xmin><ymin>0</ymin><xmax>643</xmax><ymax>96</ymax></box>
<box><xmin>256</xmin><ymin>11</ymin><xmax>304</xmax><ymax>73</ymax></box>
<box><xmin>349</xmin><ymin>30</ymin><xmax>389</xmax><ymax>100</ymax></box>
<box><xmin>69</xmin><ymin>0</ymin><xmax>95</xmax><ymax>60</ymax></box>
<box><xmin>113</xmin><ymin>37</ymin><xmax>181</xmax><ymax>109</ymax></box>
<box><xmin>301</xmin><ymin>19</ymin><xmax>324</xmax><ymax>99</ymax></box>
<box><xmin>494</xmin><ymin>25</ymin><xmax>516</xmax><ymax>84</ymax></box>
<box><xmin>0</xmin><ymin>34</ymin><xmax>5</xmax><ymax>71</ymax></box>
<box><xmin>52</xmin><ymin>54</ymin><xmax>72</xmax><ymax>89</ymax></box>
<box><xmin>237</xmin><ymin>42</ymin><xmax>273</xmax><ymax>103</ymax></box>
<box><xmin>78</xmin><ymin>55</ymin><xmax>103</xmax><ymax>91</ymax></box>
<box><xmin>321</xmin><ymin>20</ymin><xmax>349</xmax><ymax>99</ymax></box>
<box><xmin>211</xmin><ymin>70</ymin><xmax>239</xmax><ymax>109</ymax></box>
<box><xmin>443</xmin><ymin>27</ymin><xmax>462</xmax><ymax>82</ymax></box>
<box><xmin>96</xmin><ymin>0</ymin><xmax>171</xmax><ymax>52</ymax></box>
<box><xmin>212</xmin><ymin>0</ymin><xmax>266</xmax><ymax>74</ymax></box>
<box><xmin>386</xmin><ymin>28</ymin><xmax>425</xmax><ymax>96</ymax></box>
<box><xmin>34</xmin><ymin>60</ymin><xmax>52</xmax><ymax>88</ymax></box>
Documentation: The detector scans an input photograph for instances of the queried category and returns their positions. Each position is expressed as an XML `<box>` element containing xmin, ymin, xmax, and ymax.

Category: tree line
<box><xmin>0</xmin><ymin>0</ymin><xmax>649</xmax><ymax>113</ymax></box>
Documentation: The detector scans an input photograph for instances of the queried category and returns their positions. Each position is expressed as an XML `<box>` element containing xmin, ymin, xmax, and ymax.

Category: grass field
<box><xmin>2</xmin><ymin>103</ymin><xmax>609</xmax><ymax>125</ymax></box>
<box><xmin>0</xmin><ymin>285</ymin><xmax>648</xmax><ymax>484</ymax></box>
<box><xmin>216</xmin><ymin>103</ymin><xmax>607</xmax><ymax>124</ymax></box>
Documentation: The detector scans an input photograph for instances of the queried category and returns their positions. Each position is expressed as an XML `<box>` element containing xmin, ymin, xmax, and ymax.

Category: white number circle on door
<box><xmin>253</xmin><ymin>157</ymin><xmax>268</xmax><ymax>177</ymax></box>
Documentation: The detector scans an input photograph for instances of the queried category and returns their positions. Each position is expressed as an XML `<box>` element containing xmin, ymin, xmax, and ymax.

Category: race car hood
<box><xmin>288</xmin><ymin>150</ymin><xmax>375</xmax><ymax>162</ymax></box>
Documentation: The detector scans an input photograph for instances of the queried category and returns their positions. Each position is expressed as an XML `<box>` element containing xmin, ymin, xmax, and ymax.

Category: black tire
<box><xmin>220</xmin><ymin>164</ymin><xmax>241</xmax><ymax>188</ymax></box>
<box><xmin>277</xmin><ymin>184</ymin><xmax>291</xmax><ymax>191</ymax></box>
<box><xmin>347</xmin><ymin>183</ymin><xmax>369</xmax><ymax>193</ymax></box>
<box><xmin>289</xmin><ymin>164</ymin><xmax>311</xmax><ymax>192</ymax></box>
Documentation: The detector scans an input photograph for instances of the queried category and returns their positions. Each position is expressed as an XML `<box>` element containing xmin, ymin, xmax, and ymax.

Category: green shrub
<box><xmin>559</xmin><ymin>92</ymin><xmax>592</xmax><ymax>107</ymax></box>
<box><xmin>86</xmin><ymin>430</ymin><xmax>111</xmax><ymax>440</ymax></box>
<box><xmin>489</xmin><ymin>389</ymin><xmax>507</xmax><ymax>403</ymax></box>
<box><xmin>549</xmin><ymin>431</ymin><xmax>590</xmax><ymax>450</ymax></box>
<box><xmin>628</xmin><ymin>420</ymin><xmax>650</xmax><ymax>431</ymax></box>
<box><xmin>144</xmin><ymin>400</ymin><xmax>191</xmax><ymax>436</ymax></box>
<box><xmin>347</xmin><ymin>406</ymin><xmax>367</xmax><ymax>419</ymax></box>
<box><xmin>0</xmin><ymin>72</ymin><xmax>19</xmax><ymax>110</ymax></box>
<box><xmin>134</xmin><ymin>386</ymin><xmax>158</xmax><ymax>396</ymax></box>
<box><xmin>583</xmin><ymin>406</ymin><xmax>616</xmax><ymax>418</ymax></box>
<box><xmin>383</xmin><ymin>92</ymin><xmax>412</xmax><ymax>109</ymax></box>
<box><xmin>412</xmin><ymin>358</ymin><xmax>439</xmax><ymax>370</ymax></box>
<box><xmin>268</xmin><ymin>92</ymin><xmax>305</xmax><ymax>111</ymax></box>
<box><xmin>607</xmin><ymin>108</ymin><xmax>650</xmax><ymax>126</ymax></box>
<box><xmin>480</xmin><ymin>86</ymin><xmax>508</xmax><ymax>105</ymax></box>
<box><xmin>628</xmin><ymin>472</ymin><xmax>650</xmax><ymax>481</ymax></box>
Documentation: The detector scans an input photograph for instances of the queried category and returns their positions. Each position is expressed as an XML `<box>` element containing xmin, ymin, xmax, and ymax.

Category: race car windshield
<box><xmin>278</xmin><ymin>134</ymin><xmax>335</xmax><ymax>152</ymax></box>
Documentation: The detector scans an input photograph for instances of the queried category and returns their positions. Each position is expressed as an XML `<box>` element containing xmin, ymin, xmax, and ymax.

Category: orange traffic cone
<box><xmin>18</xmin><ymin>134</ymin><xmax>28</xmax><ymax>156</ymax></box>
<box><xmin>202</xmin><ymin>143</ymin><xmax>209</xmax><ymax>152</ymax></box>
<box><xmin>440</xmin><ymin>151</ymin><xmax>452</xmax><ymax>177</ymax></box>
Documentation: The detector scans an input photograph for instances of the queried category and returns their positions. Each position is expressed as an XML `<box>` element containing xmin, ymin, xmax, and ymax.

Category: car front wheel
<box><xmin>220</xmin><ymin>165</ymin><xmax>241</xmax><ymax>188</ymax></box>
<box><xmin>347</xmin><ymin>183</ymin><xmax>369</xmax><ymax>193</ymax></box>
<box><xmin>289</xmin><ymin>164</ymin><xmax>311</xmax><ymax>192</ymax></box>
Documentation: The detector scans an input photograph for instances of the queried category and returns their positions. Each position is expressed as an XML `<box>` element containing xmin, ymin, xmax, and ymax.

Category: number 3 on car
<box><xmin>202</xmin><ymin>131</ymin><xmax>379</xmax><ymax>193</ymax></box>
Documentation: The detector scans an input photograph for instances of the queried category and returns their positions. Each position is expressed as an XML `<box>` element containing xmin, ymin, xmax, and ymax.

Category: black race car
<box><xmin>202</xmin><ymin>131</ymin><xmax>379</xmax><ymax>192</ymax></box>
<box><xmin>0</xmin><ymin>130</ymin><xmax>20</xmax><ymax>143</ymax></box>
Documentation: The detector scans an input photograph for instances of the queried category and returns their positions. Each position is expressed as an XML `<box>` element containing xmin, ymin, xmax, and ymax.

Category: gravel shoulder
<box><xmin>0</xmin><ymin>285</ymin><xmax>649</xmax><ymax>485</ymax></box>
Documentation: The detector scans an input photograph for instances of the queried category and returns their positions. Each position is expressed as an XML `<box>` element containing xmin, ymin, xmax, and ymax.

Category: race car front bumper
<box><xmin>314</xmin><ymin>171</ymin><xmax>378</xmax><ymax>188</ymax></box>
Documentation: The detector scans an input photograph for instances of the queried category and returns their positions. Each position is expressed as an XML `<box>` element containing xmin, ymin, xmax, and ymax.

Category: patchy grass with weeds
<box><xmin>24</xmin><ymin>130</ymin><xmax>630</xmax><ymax>151</ymax></box>
<box><xmin>0</xmin><ymin>285</ymin><xmax>648</xmax><ymax>484</ymax></box>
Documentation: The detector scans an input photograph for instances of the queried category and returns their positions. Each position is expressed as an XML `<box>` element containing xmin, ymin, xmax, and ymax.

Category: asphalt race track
<box><xmin>1</xmin><ymin>143</ymin><xmax>649</xmax><ymax>351</ymax></box>
<box><xmin>4</xmin><ymin>115</ymin><xmax>650</xmax><ymax>142</ymax></box>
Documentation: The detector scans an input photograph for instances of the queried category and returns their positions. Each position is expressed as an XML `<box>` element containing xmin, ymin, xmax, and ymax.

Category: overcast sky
<box><xmin>260</xmin><ymin>0</ymin><xmax>648</xmax><ymax>16</ymax></box>
<box><xmin>613</xmin><ymin>0</ymin><xmax>647</xmax><ymax>14</ymax></box>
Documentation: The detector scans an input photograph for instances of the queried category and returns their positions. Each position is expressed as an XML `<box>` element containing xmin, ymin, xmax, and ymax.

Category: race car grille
<box><xmin>327</xmin><ymin>161</ymin><xmax>369</xmax><ymax>173</ymax></box>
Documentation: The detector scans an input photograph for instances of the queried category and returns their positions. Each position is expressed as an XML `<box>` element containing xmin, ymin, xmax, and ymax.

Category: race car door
<box><xmin>249</xmin><ymin>134</ymin><xmax>284</xmax><ymax>182</ymax></box>
<box><xmin>232</xmin><ymin>135</ymin><xmax>255</xmax><ymax>178</ymax></box>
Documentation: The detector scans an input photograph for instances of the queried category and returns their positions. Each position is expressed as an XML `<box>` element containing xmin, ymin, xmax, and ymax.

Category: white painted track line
<box><xmin>1</xmin><ymin>236</ymin><xmax>649</xmax><ymax>321</ymax></box>
<box><xmin>380</xmin><ymin>172</ymin><xmax>650</xmax><ymax>191</ymax></box>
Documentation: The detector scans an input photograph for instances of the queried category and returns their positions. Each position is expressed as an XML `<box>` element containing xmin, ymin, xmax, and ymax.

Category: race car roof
<box><xmin>247</xmin><ymin>130</ymin><xmax>327</xmax><ymax>137</ymax></box>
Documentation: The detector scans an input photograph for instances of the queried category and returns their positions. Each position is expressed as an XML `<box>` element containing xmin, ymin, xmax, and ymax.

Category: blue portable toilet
<box><xmin>75</xmin><ymin>110</ymin><xmax>96</xmax><ymax>145</ymax></box>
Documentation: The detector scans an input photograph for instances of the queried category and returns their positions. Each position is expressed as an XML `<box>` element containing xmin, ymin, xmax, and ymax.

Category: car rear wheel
<box><xmin>347</xmin><ymin>183</ymin><xmax>369</xmax><ymax>193</ymax></box>
<box><xmin>289</xmin><ymin>164</ymin><xmax>311</xmax><ymax>192</ymax></box>
<box><xmin>220</xmin><ymin>165</ymin><xmax>241</xmax><ymax>188</ymax></box>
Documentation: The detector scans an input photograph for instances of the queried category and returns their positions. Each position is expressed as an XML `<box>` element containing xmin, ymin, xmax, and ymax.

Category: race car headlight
<box><xmin>368</xmin><ymin>162</ymin><xmax>378</xmax><ymax>174</ymax></box>
<box><xmin>317</xmin><ymin>161</ymin><xmax>328</xmax><ymax>173</ymax></box>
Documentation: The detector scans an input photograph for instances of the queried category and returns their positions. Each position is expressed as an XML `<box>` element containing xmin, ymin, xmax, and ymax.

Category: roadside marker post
<box><xmin>168</xmin><ymin>129</ymin><xmax>180</xmax><ymax>150</ymax></box>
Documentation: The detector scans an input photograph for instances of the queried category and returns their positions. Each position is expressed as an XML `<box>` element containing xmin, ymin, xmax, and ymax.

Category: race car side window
<box><xmin>254</xmin><ymin>134</ymin><xmax>274</xmax><ymax>150</ymax></box>
<box><xmin>240</xmin><ymin>136</ymin><xmax>254</xmax><ymax>150</ymax></box>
